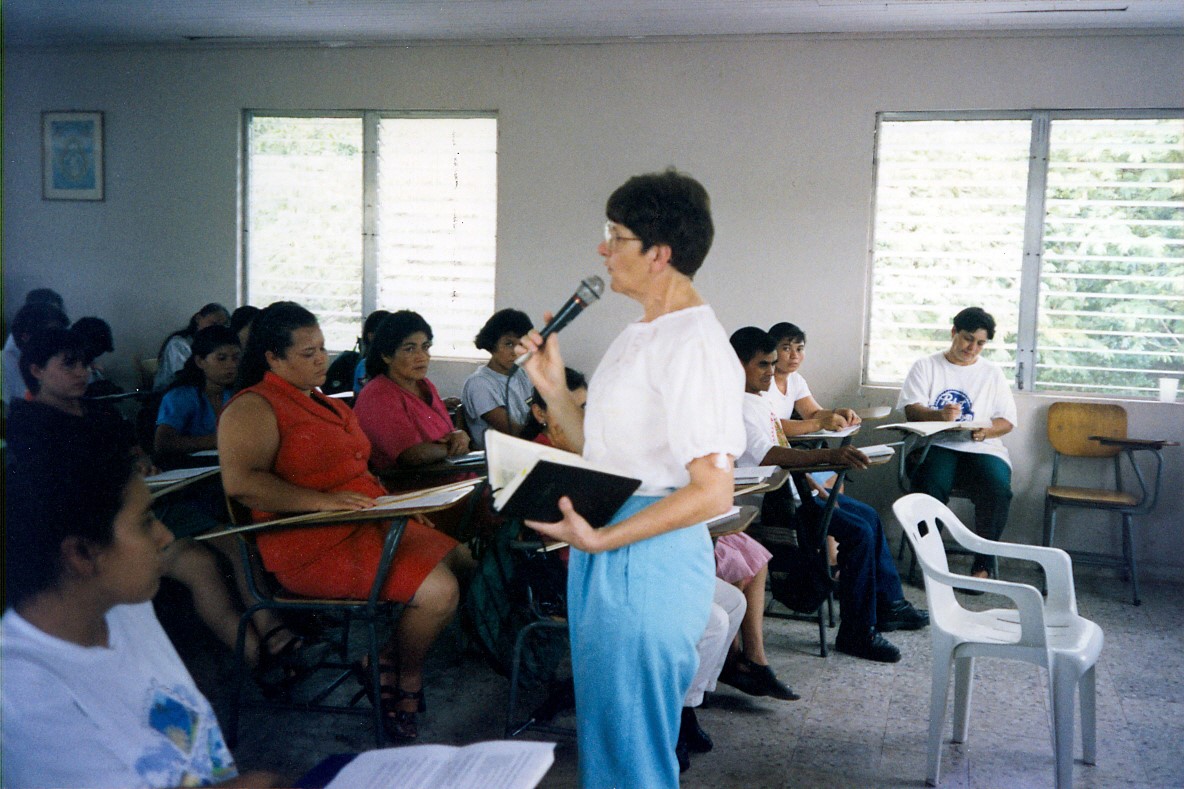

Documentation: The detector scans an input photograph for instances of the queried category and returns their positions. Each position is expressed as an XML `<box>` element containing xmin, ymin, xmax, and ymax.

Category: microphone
<box><xmin>515</xmin><ymin>275</ymin><xmax>605</xmax><ymax>365</ymax></box>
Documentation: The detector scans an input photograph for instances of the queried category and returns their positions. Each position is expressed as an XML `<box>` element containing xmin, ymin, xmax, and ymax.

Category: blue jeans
<box><xmin>799</xmin><ymin>494</ymin><xmax>904</xmax><ymax>635</ymax></box>
<box><xmin>911</xmin><ymin>446</ymin><xmax>1013</xmax><ymax>572</ymax></box>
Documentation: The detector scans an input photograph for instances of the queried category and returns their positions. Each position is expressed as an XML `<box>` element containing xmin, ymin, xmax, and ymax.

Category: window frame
<box><xmin>864</xmin><ymin>107</ymin><xmax>1184</xmax><ymax>396</ymax></box>
<box><xmin>240</xmin><ymin>109</ymin><xmax>499</xmax><ymax>358</ymax></box>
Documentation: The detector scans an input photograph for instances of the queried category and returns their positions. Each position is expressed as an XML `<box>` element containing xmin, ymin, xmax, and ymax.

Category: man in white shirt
<box><xmin>731</xmin><ymin>327</ymin><xmax>927</xmax><ymax>663</ymax></box>
<box><xmin>896</xmin><ymin>307</ymin><xmax>1017</xmax><ymax>581</ymax></box>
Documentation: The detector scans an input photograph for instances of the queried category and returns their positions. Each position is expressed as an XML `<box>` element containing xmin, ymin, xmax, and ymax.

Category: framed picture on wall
<box><xmin>42</xmin><ymin>111</ymin><xmax>104</xmax><ymax>201</ymax></box>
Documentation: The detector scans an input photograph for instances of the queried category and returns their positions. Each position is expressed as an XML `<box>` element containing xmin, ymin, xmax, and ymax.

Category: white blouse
<box><xmin>583</xmin><ymin>305</ymin><xmax>746</xmax><ymax>495</ymax></box>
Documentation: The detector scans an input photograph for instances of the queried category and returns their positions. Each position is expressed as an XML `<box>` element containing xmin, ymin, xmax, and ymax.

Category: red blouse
<box><xmin>354</xmin><ymin>374</ymin><xmax>453</xmax><ymax>471</ymax></box>
<box><xmin>230</xmin><ymin>372</ymin><xmax>457</xmax><ymax>601</ymax></box>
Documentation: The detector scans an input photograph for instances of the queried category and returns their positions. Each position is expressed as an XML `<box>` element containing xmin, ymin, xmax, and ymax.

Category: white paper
<box><xmin>366</xmin><ymin>486</ymin><xmax>477</xmax><ymax>513</ymax></box>
<box><xmin>144</xmin><ymin>466</ymin><xmax>220</xmax><ymax>486</ymax></box>
<box><xmin>189</xmin><ymin>449</ymin><xmax>219</xmax><ymax>457</ymax></box>
<box><xmin>446</xmin><ymin>450</ymin><xmax>486</xmax><ymax>465</ymax></box>
<box><xmin>733</xmin><ymin>465</ymin><xmax>778</xmax><ymax>484</ymax></box>
<box><xmin>705</xmin><ymin>505</ymin><xmax>742</xmax><ymax>526</ymax></box>
<box><xmin>325</xmin><ymin>740</ymin><xmax>555</xmax><ymax>789</ymax></box>
<box><xmin>877</xmin><ymin>420</ymin><xmax>991</xmax><ymax>437</ymax></box>
<box><xmin>790</xmin><ymin>424</ymin><xmax>861</xmax><ymax>440</ymax></box>
<box><xmin>859</xmin><ymin>444</ymin><xmax>896</xmax><ymax>458</ymax></box>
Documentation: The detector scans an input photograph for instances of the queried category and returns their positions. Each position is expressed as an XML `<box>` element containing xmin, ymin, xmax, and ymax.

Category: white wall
<box><xmin>4</xmin><ymin>32</ymin><xmax>1182</xmax><ymax>578</ymax></box>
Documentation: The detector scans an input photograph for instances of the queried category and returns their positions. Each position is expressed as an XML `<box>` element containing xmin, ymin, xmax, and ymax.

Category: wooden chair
<box><xmin>1043</xmin><ymin>402</ymin><xmax>1176</xmax><ymax>606</ymax></box>
<box><xmin>222</xmin><ymin>496</ymin><xmax>409</xmax><ymax>749</ymax></box>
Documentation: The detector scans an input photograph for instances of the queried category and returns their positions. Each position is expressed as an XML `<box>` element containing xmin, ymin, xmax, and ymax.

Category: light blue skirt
<box><xmin>567</xmin><ymin>495</ymin><xmax>715</xmax><ymax>789</ymax></box>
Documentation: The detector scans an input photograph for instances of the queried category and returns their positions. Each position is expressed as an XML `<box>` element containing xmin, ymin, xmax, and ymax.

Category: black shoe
<box><xmin>680</xmin><ymin>706</ymin><xmax>713</xmax><ymax>753</ymax></box>
<box><xmin>835</xmin><ymin>628</ymin><xmax>902</xmax><ymax>663</ymax></box>
<box><xmin>675</xmin><ymin>738</ymin><xmax>690</xmax><ymax>773</ymax></box>
<box><xmin>743</xmin><ymin>659</ymin><xmax>801</xmax><ymax>701</ymax></box>
<box><xmin>877</xmin><ymin>599</ymin><xmax>929</xmax><ymax>632</ymax></box>
<box><xmin>717</xmin><ymin>654</ymin><xmax>768</xmax><ymax>697</ymax></box>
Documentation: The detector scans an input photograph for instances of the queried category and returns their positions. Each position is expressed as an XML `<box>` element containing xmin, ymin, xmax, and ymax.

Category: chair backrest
<box><xmin>137</xmin><ymin>356</ymin><xmax>159</xmax><ymax>390</ymax></box>
<box><xmin>1047</xmin><ymin>402</ymin><xmax>1126</xmax><ymax>458</ymax></box>
<box><xmin>892</xmin><ymin>493</ymin><xmax>965</xmax><ymax>617</ymax></box>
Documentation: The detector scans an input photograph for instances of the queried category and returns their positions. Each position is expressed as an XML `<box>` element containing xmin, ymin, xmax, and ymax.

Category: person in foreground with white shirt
<box><xmin>1</xmin><ymin>429</ymin><xmax>279</xmax><ymax>788</ymax></box>
<box><xmin>896</xmin><ymin>306</ymin><xmax>1017</xmax><ymax>582</ymax></box>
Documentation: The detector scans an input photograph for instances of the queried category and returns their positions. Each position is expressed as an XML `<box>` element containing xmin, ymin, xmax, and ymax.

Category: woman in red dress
<box><xmin>218</xmin><ymin>302</ymin><xmax>467</xmax><ymax>742</ymax></box>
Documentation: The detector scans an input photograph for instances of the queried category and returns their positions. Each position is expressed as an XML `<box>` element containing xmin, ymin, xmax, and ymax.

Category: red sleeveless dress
<box><xmin>238</xmin><ymin>372</ymin><xmax>457</xmax><ymax>603</ymax></box>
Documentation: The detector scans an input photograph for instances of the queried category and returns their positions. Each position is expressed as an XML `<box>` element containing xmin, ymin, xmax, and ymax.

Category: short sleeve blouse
<box><xmin>582</xmin><ymin>305</ymin><xmax>746</xmax><ymax>494</ymax></box>
<box><xmin>354</xmin><ymin>374</ymin><xmax>453</xmax><ymax>471</ymax></box>
<box><xmin>156</xmin><ymin>386</ymin><xmax>231</xmax><ymax>437</ymax></box>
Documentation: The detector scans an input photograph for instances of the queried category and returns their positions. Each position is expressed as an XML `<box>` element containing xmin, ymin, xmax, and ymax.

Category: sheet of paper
<box><xmin>446</xmin><ymin>450</ymin><xmax>486</xmax><ymax>465</ymax></box>
<box><xmin>704</xmin><ymin>505</ymin><xmax>742</xmax><ymax>526</ymax></box>
<box><xmin>145</xmin><ymin>465</ymin><xmax>220</xmax><ymax>486</ymax></box>
<box><xmin>189</xmin><ymin>449</ymin><xmax>219</xmax><ymax>457</ymax></box>
<box><xmin>325</xmin><ymin>740</ymin><xmax>555</xmax><ymax>789</ymax></box>
<box><xmin>877</xmin><ymin>420</ymin><xmax>991</xmax><ymax>437</ymax></box>
<box><xmin>791</xmin><ymin>424</ymin><xmax>861</xmax><ymax>439</ymax></box>
<box><xmin>367</xmin><ymin>485</ymin><xmax>477</xmax><ymax>513</ymax></box>
<box><xmin>733</xmin><ymin>465</ymin><xmax>778</xmax><ymax>484</ymax></box>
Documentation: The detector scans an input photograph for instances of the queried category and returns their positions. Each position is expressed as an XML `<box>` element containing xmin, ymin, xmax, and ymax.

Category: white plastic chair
<box><xmin>892</xmin><ymin>493</ymin><xmax>1104</xmax><ymax>789</ymax></box>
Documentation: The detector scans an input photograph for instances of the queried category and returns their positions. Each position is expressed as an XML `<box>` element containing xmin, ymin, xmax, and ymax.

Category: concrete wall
<box><xmin>4</xmin><ymin>32</ymin><xmax>1182</xmax><ymax>578</ymax></box>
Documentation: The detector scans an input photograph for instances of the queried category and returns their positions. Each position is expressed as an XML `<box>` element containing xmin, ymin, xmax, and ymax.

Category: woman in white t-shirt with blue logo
<box><xmin>896</xmin><ymin>307</ymin><xmax>1017</xmax><ymax>581</ymax></box>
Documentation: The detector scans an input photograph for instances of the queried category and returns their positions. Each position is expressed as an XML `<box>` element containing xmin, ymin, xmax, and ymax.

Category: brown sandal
<box><xmin>385</xmin><ymin>687</ymin><xmax>425</xmax><ymax>742</ymax></box>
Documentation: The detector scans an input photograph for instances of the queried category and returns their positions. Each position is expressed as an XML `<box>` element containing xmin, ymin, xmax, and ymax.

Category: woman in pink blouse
<box><xmin>354</xmin><ymin>311</ymin><xmax>470</xmax><ymax>472</ymax></box>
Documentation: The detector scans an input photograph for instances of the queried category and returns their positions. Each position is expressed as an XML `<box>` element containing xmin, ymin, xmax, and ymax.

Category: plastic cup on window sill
<box><xmin>1158</xmin><ymin>377</ymin><xmax>1179</xmax><ymax>403</ymax></box>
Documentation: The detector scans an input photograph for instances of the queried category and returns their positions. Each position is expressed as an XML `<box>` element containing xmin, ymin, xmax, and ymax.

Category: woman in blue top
<box><xmin>155</xmin><ymin>326</ymin><xmax>241</xmax><ymax>457</ymax></box>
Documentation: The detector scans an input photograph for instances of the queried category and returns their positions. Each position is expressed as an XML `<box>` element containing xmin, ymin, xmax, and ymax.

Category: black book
<box><xmin>486</xmin><ymin>431</ymin><xmax>640</xmax><ymax>528</ymax></box>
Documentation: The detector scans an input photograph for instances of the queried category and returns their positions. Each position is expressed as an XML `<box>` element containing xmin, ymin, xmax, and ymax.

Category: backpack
<box><xmin>461</xmin><ymin>519</ymin><xmax>569</xmax><ymax>689</ymax></box>
<box><xmin>323</xmin><ymin>350</ymin><xmax>360</xmax><ymax>395</ymax></box>
<box><xmin>761</xmin><ymin>480</ymin><xmax>834</xmax><ymax>614</ymax></box>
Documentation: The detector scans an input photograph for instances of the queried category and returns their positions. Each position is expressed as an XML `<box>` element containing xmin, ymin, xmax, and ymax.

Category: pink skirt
<box><xmin>714</xmin><ymin>532</ymin><xmax>773</xmax><ymax>584</ymax></box>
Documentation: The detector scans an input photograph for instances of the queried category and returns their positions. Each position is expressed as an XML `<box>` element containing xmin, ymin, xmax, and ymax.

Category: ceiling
<box><xmin>4</xmin><ymin>0</ymin><xmax>1182</xmax><ymax>49</ymax></box>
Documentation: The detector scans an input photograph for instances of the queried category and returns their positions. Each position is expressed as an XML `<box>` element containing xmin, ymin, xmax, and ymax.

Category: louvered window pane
<box><xmin>1037</xmin><ymin>118</ymin><xmax>1184</xmax><ymax>397</ymax></box>
<box><xmin>245</xmin><ymin>113</ymin><xmax>498</xmax><ymax>359</ymax></box>
<box><xmin>246</xmin><ymin>117</ymin><xmax>364</xmax><ymax>351</ymax></box>
<box><xmin>377</xmin><ymin>118</ymin><xmax>497</xmax><ymax>360</ymax></box>
<box><xmin>866</xmin><ymin>120</ymin><xmax>1028</xmax><ymax>384</ymax></box>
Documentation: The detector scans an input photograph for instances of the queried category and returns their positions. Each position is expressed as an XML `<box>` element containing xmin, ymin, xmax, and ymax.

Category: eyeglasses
<box><xmin>603</xmin><ymin>221</ymin><xmax>642</xmax><ymax>251</ymax></box>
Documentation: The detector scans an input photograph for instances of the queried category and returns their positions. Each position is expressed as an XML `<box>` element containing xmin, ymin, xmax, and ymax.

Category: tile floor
<box><xmin>166</xmin><ymin>560</ymin><xmax>1184</xmax><ymax>788</ymax></box>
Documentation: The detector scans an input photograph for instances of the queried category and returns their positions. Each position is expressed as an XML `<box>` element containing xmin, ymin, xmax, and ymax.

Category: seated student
<box><xmin>351</xmin><ymin>309</ymin><xmax>391</xmax><ymax>395</ymax></box>
<box><xmin>523</xmin><ymin>369</ymin><xmax>747</xmax><ymax>775</ymax></box>
<box><xmin>229</xmin><ymin>305</ymin><xmax>261</xmax><ymax>349</ymax></box>
<box><xmin>70</xmin><ymin>316</ymin><xmax>118</xmax><ymax>396</ymax></box>
<box><xmin>896</xmin><ymin>306</ymin><xmax>1016</xmax><ymax>581</ymax></box>
<box><xmin>729</xmin><ymin>327</ymin><xmax>928</xmax><ymax>663</ymax></box>
<box><xmin>2</xmin><ymin>288</ymin><xmax>66</xmax><ymax>401</ymax></box>
<box><xmin>765</xmin><ymin>321</ymin><xmax>862</xmax><ymax>437</ymax></box>
<box><xmin>462</xmin><ymin>308</ymin><xmax>534</xmax><ymax>449</ymax></box>
<box><xmin>7</xmin><ymin>328</ymin><xmax>298</xmax><ymax>685</ymax></box>
<box><xmin>354</xmin><ymin>310</ymin><xmax>470</xmax><ymax>471</ymax></box>
<box><xmin>218</xmin><ymin>302</ymin><xmax>469</xmax><ymax>742</ymax></box>
<box><xmin>3</xmin><ymin>301</ymin><xmax>69</xmax><ymax>405</ymax></box>
<box><xmin>154</xmin><ymin>303</ymin><xmax>231</xmax><ymax>391</ymax></box>
<box><xmin>1</xmin><ymin>428</ymin><xmax>280</xmax><ymax>789</ymax></box>
<box><xmin>766</xmin><ymin>320</ymin><xmax>863</xmax><ymax>570</ymax></box>
<box><xmin>154</xmin><ymin>325</ymin><xmax>241</xmax><ymax>457</ymax></box>
<box><xmin>713</xmin><ymin>531</ymin><xmax>798</xmax><ymax>700</ymax></box>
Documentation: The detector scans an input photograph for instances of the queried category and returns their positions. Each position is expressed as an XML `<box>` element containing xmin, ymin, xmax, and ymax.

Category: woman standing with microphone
<box><xmin>517</xmin><ymin>170</ymin><xmax>745</xmax><ymax>788</ymax></box>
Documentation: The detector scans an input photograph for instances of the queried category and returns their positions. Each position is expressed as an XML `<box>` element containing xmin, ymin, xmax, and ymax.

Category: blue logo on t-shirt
<box><xmin>933</xmin><ymin>389</ymin><xmax>974</xmax><ymax>421</ymax></box>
